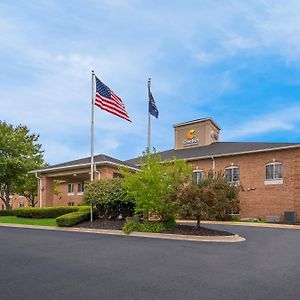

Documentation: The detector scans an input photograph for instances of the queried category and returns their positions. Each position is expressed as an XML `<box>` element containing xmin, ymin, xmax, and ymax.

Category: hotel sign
<box><xmin>183</xmin><ymin>129</ymin><xmax>199</xmax><ymax>147</ymax></box>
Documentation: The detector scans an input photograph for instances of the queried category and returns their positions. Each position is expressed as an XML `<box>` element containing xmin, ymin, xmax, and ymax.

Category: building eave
<box><xmin>30</xmin><ymin>161</ymin><xmax>140</xmax><ymax>174</ymax></box>
<box><xmin>132</xmin><ymin>144</ymin><xmax>300</xmax><ymax>166</ymax></box>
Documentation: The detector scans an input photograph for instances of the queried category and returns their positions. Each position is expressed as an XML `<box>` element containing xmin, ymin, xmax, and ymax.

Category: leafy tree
<box><xmin>199</xmin><ymin>171</ymin><xmax>240</xmax><ymax>220</ymax></box>
<box><xmin>178</xmin><ymin>171</ymin><xmax>240</xmax><ymax>226</ymax></box>
<box><xmin>178</xmin><ymin>183</ymin><xmax>215</xmax><ymax>228</ymax></box>
<box><xmin>0</xmin><ymin>121</ymin><xmax>43</xmax><ymax>209</ymax></box>
<box><xmin>121</xmin><ymin>150</ymin><xmax>192</xmax><ymax>222</ymax></box>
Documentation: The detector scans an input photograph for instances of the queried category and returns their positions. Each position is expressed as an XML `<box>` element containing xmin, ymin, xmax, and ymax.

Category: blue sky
<box><xmin>1</xmin><ymin>1</ymin><xmax>300</xmax><ymax>164</ymax></box>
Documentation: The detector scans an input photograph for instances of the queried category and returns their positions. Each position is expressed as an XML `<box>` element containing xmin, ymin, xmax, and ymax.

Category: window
<box><xmin>192</xmin><ymin>170</ymin><xmax>204</xmax><ymax>184</ymax></box>
<box><xmin>67</xmin><ymin>183</ymin><xmax>74</xmax><ymax>194</ymax></box>
<box><xmin>68</xmin><ymin>202</ymin><xmax>74</xmax><ymax>206</ymax></box>
<box><xmin>113</xmin><ymin>172</ymin><xmax>124</xmax><ymax>178</ymax></box>
<box><xmin>19</xmin><ymin>203</ymin><xmax>24</xmax><ymax>208</ymax></box>
<box><xmin>265</xmin><ymin>162</ymin><xmax>283</xmax><ymax>184</ymax></box>
<box><xmin>225</xmin><ymin>209</ymin><xmax>240</xmax><ymax>215</ymax></box>
<box><xmin>77</xmin><ymin>183</ymin><xmax>84</xmax><ymax>194</ymax></box>
<box><xmin>225</xmin><ymin>166</ymin><xmax>240</xmax><ymax>184</ymax></box>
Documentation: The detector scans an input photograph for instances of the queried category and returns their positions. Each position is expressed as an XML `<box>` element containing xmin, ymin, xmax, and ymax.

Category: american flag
<box><xmin>94</xmin><ymin>76</ymin><xmax>131</xmax><ymax>122</ymax></box>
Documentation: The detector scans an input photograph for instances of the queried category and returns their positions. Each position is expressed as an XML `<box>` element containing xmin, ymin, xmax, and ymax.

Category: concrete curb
<box><xmin>0</xmin><ymin>223</ymin><xmax>245</xmax><ymax>243</ymax></box>
<box><xmin>178</xmin><ymin>220</ymin><xmax>300</xmax><ymax>230</ymax></box>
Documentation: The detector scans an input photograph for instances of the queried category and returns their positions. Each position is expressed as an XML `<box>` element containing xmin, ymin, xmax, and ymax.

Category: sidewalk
<box><xmin>178</xmin><ymin>219</ymin><xmax>300</xmax><ymax>230</ymax></box>
<box><xmin>0</xmin><ymin>223</ymin><xmax>245</xmax><ymax>243</ymax></box>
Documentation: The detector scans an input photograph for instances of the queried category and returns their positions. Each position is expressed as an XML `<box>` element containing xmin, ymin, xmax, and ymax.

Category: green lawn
<box><xmin>0</xmin><ymin>216</ymin><xmax>57</xmax><ymax>226</ymax></box>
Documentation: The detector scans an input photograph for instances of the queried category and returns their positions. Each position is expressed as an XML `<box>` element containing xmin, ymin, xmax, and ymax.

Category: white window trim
<box><xmin>265</xmin><ymin>162</ymin><xmax>283</xmax><ymax>185</ymax></box>
<box><xmin>225</xmin><ymin>166</ymin><xmax>240</xmax><ymax>185</ymax></box>
<box><xmin>77</xmin><ymin>192</ymin><xmax>84</xmax><ymax>196</ymax></box>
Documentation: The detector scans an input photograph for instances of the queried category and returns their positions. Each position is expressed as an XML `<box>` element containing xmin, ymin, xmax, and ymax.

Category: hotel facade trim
<box><xmin>21</xmin><ymin>118</ymin><xmax>300</xmax><ymax>222</ymax></box>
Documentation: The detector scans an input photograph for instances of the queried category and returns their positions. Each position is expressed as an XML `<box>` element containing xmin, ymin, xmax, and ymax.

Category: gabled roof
<box><xmin>126</xmin><ymin>142</ymin><xmax>300</xmax><ymax>165</ymax></box>
<box><xmin>31</xmin><ymin>154</ymin><xmax>140</xmax><ymax>174</ymax></box>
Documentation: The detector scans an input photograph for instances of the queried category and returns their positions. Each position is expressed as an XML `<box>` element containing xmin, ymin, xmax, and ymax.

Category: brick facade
<box><xmin>190</xmin><ymin>148</ymin><xmax>300</xmax><ymax>222</ymax></box>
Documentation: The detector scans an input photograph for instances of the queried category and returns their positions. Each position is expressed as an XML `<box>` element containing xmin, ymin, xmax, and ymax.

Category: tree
<box><xmin>121</xmin><ymin>150</ymin><xmax>192</xmax><ymax>222</ymax></box>
<box><xmin>178</xmin><ymin>171</ymin><xmax>240</xmax><ymax>226</ymax></box>
<box><xmin>177</xmin><ymin>183</ymin><xmax>215</xmax><ymax>228</ymax></box>
<box><xmin>199</xmin><ymin>171</ymin><xmax>240</xmax><ymax>220</ymax></box>
<box><xmin>0</xmin><ymin>121</ymin><xmax>44</xmax><ymax>209</ymax></box>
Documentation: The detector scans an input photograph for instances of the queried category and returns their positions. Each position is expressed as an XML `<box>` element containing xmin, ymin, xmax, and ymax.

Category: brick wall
<box><xmin>190</xmin><ymin>148</ymin><xmax>300</xmax><ymax>222</ymax></box>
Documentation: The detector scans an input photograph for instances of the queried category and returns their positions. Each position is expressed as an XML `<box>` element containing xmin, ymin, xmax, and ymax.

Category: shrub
<box><xmin>56</xmin><ymin>211</ymin><xmax>90</xmax><ymax>227</ymax></box>
<box><xmin>0</xmin><ymin>210</ymin><xmax>14</xmax><ymax>216</ymax></box>
<box><xmin>13</xmin><ymin>206</ymin><xmax>90</xmax><ymax>219</ymax></box>
<box><xmin>123</xmin><ymin>220</ymin><xmax>175</xmax><ymax>235</ymax></box>
<box><xmin>84</xmin><ymin>178</ymin><xmax>134</xmax><ymax>219</ymax></box>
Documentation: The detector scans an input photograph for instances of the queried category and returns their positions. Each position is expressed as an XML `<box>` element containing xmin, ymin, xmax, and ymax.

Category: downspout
<box><xmin>94</xmin><ymin>165</ymin><xmax>100</xmax><ymax>180</ymax></box>
<box><xmin>211</xmin><ymin>156</ymin><xmax>216</xmax><ymax>177</ymax></box>
<box><xmin>35</xmin><ymin>172</ymin><xmax>42</xmax><ymax>208</ymax></box>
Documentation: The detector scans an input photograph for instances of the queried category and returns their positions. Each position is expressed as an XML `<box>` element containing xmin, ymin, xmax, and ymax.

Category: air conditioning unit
<box><xmin>284</xmin><ymin>211</ymin><xmax>297</xmax><ymax>225</ymax></box>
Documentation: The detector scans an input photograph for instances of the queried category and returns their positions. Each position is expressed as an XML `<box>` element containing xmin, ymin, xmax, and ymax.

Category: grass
<box><xmin>0</xmin><ymin>216</ymin><xmax>57</xmax><ymax>226</ymax></box>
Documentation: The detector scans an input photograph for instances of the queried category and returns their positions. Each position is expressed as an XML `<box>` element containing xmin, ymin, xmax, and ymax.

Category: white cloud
<box><xmin>222</xmin><ymin>105</ymin><xmax>300</xmax><ymax>140</ymax></box>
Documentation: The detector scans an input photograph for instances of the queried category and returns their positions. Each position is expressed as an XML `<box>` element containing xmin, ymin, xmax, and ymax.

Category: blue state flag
<box><xmin>149</xmin><ymin>91</ymin><xmax>159</xmax><ymax>118</ymax></box>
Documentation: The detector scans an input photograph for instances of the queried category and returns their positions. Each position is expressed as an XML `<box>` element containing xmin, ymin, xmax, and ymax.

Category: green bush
<box><xmin>123</xmin><ymin>220</ymin><xmax>175</xmax><ymax>235</ymax></box>
<box><xmin>13</xmin><ymin>206</ymin><xmax>90</xmax><ymax>219</ymax></box>
<box><xmin>56</xmin><ymin>211</ymin><xmax>90</xmax><ymax>227</ymax></box>
<box><xmin>84</xmin><ymin>178</ymin><xmax>134</xmax><ymax>219</ymax></box>
<box><xmin>0</xmin><ymin>210</ymin><xmax>14</xmax><ymax>216</ymax></box>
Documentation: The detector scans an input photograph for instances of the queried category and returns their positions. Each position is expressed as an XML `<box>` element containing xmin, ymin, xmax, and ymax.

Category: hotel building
<box><xmin>9</xmin><ymin>118</ymin><xmax>300</xmax><ymax>222</ymax></box>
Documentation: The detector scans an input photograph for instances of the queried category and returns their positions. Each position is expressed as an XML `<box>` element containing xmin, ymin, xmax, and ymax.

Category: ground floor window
<box><xmin>192</xmin><ymin>170</ymin><xmax>204</xmax><ymax>184</ymax></box>
<box><xmin>265</xmin><ymin>162</ymin><xmax>283</xmax><ymax>184</ymax></box>
<box><xmin>68</xmin><ymin>202</ymin><xmax>75</xmax><ymax>206</ymax></box>
<box><xmin>78</xmin><ymin>182</ymin><xmax>84</xmax><ymax>193</ymax></box>
<box><xmin>225</xmin><ymin>166</ymin><xmax>240</xmax><ymax>185</ymax></box>
<box><xmin>225</xmin><ymin>209</ymin><xmax>240</xmax><ymax>215</ymax></box>
<box><xmin>19</xmin><ymin>203</ymin><xmax>24</xmax><ymax>208</ymax></box>
<box><xmin>68</xmin><ymin>183</ymin><xmax>74</xmax><ymax>194</ymax></box>
<box><xmin>113</xmin><ymin>172</ymin><xmax>124</xmax><ymax>178</ymax></box>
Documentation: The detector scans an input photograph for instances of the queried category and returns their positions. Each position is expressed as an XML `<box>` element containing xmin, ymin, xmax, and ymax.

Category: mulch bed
<box><xmin>77</xmin><ymin>219</ymin><xmax>234</xmax><ymax>236</ymax></box>
<box><xmin>162</xmin><ymin>225</ymin><xmax>234</xmax><ymax>236</ymax></box>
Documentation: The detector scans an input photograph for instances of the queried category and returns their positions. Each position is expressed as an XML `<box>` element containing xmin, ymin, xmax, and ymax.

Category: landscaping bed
<box><xmin>77</xmin><ymin>219</ymin><xmax>234</xmax><ymax>236</ymax></box>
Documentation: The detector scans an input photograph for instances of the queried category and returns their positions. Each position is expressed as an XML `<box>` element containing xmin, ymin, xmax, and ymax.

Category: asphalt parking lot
<box><xmin>0</xmin><ymin>224</ymin><xmax>299</xmax><ymax>300</ymax></box>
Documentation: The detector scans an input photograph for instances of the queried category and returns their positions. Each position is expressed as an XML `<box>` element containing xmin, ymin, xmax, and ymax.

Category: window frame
<box><xmin>67</xmin><ymin>183</ymin><xmax>74</xmax><ymax>195</ymax></box>
<box><xmin>192</xmin><ymin>170</ymin><xmax>204</xmax><ymax>184</ymax></box>
<box><xmin>265</xmin><ymin>162</ymin><xmax>283</xmax><ymax>185</ymax></box>
<box><xmin>77</xmin><ymin>182</ymin><xmax>84</xmax><ymax>195</ymax></box>
<box><xmin>224</xmin><ymin>166</ymin><xmax>240</xmax><ymax>185</ymax></box>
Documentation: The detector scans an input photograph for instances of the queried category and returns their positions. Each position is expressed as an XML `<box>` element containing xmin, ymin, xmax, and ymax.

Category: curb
<box><xmin>0</xmin><ymin>223</ymin><xmax>245</xmax><ymax>243</ymax></box>
<box><xmin>178</xmin><ymin>220</ymin><xmax>300</xmax><ymax>230</ymax></box>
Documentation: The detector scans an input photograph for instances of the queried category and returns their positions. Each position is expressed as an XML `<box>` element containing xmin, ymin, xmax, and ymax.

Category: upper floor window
<box><xmin>265</xmin><ymin>162</ymin><xmax>283</xmax><ymax>185</ymax></box>
<box><xmin>78</xmin><ymin>183</ymin><xmax>84</xmax><ymax>194</ymax></box>
<box><xmin>192</xmin><ymin>170</ymin><xmax>204</xmax><ymax>184</ymax></box>
<box><xmin>225</xmin><ymin>166</ymin><xmax>240</xmax><ymax>184</ymax></box>
<box><xmin>68</xmin><ymin>183</ymin><xmax>74</xmax><ymax>194</ymax></box>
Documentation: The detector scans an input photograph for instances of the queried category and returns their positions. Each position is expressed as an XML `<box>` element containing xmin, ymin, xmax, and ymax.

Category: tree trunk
<box><xmin>196</xmin><ymin>215</ymin><xmax>201</xmax><ymax>228</ymax></box>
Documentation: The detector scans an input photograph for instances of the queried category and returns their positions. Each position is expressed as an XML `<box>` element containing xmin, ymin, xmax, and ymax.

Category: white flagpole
<box><xmin>147</xmin><ymin>78</ymin><xmax>151</xmax><ymax>152</ymax></box>
<box><xmin>90</xmin><ymin>70</ymin><xmax>95</xmax><ymax>222</ymax></box>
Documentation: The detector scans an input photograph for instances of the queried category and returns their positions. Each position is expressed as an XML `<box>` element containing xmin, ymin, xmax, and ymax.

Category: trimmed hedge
<box><xmin>13</xmin><ymin>206</ymin><xmax>90</xmax><ymax>219</ymax></box>
<box><xmin>56</xmin><ymin>211</ymin><xmax>90</xmax><ymax>227</ymax></box>
<box><xmin>0</xmin><ymin>210</ymin><xmax>14</xmax><ymax>216</ymax></box>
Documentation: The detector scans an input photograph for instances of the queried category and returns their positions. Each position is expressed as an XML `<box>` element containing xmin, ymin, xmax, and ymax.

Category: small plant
<box><xmin>123</xmin><ymin>220</ymin><xmax>176</xmax><ymax>235</ymax></box>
